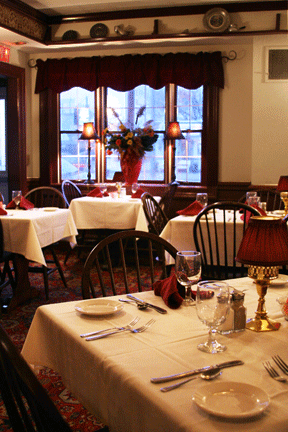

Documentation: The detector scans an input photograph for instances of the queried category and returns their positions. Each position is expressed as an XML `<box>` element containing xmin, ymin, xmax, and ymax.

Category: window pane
<box><xmin>106</xmin><ymin>86</ymin><xmax>165</xmax><ymax>182</ymax></box>
<box><xmin>60</xmin><ymin>88</ymin><xmax>95</xmax><ymax>181</ymax></box>
<box><xmin>176</xmin><ymin>86</ymin><xmax>203</xmax><ymax>183</ymax></box>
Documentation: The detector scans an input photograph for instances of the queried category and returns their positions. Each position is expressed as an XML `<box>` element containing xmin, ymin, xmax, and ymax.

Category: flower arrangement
<box><xmin>103</xmin><ymin>106</ymin><xmax>158</xmax><ymax>161</ymax></box>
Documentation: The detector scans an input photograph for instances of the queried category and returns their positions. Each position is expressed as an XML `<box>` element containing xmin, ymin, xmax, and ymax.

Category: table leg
<box><xmin>6</xmin><ymin>254</ymin><xmax>40</xmax><ymax>311</ymax></box>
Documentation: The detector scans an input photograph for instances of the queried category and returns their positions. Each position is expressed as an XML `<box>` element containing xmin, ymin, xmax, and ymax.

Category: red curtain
<box><xmin>35</xmin><ymin>51</ymin><xmax>224</xmax><ymax>93</ymax></box>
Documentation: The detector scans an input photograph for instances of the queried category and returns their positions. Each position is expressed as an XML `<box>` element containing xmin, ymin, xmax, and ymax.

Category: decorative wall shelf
<box><xmin>48</xmin><ymin>29</ymin><xmax>288</xmax><ymax>48</ymax></box>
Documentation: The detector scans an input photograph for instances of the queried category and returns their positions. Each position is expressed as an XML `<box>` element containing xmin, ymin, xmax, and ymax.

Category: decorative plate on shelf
<box><xmin>203</xmin><ymin>8</ymin><xmax>231</xmax><ymax>33</ymax></box>
<box><xmin>62</xmin><ymin>30</ymin><xmax>78</xmax><ymax>41</ymax></box>
<box><xmin>90</xmin><ymin>23</ymin><xmax>109</xmax><ymax>38</ymax></box>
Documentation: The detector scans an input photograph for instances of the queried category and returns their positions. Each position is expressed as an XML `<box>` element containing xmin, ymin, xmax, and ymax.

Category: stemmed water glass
<box><xmin>196</xmin><ymin>280</ymin><xmax>230</xmax><ymax>353</ymax></box>
<box><xmin>132</xmin><ymin>183</ymin><xmax>139</xmax><ymax>195</ymax></box>
<box><xmin>99</xmin><ymin>183</ymin><xmax>107</xmax><ymax>195</ymax></box>
<box><xmin>12</xmin><ymin>190</ymin><xmax>22</xmax><ymax>209</ymax></box>
<box><xmin>175</xmin><ymin>251</ymin><xmax>201</xmax><ymax>306</ymax></box>
<box><xmin>196</xmin><ymin>193</ymin><xmax>208</xmax><ymax>207</ymax></box>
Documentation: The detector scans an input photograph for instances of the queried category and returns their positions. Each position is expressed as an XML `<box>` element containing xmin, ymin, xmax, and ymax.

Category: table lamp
<box><xmin>277</xmin><ymin>175</ymin><xmax>288</xmax><ymax>215</ymax></box>
<box><xmin>79</xmin><ymin>122</ymin><xmax>99</xmax><ymax>184</ymax></box>
<box><xmin>165</xmin><ymin>122</ymin><xmax>184</xmax><ymax>184</ymax></box>
<box><xmin>236</xmin><ymin>216</ymin><xmax>288</xmax><ymax>332</ymax></box>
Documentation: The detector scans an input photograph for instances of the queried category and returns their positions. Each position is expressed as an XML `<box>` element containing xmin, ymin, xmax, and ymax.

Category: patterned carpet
<box><xmin>0</xmin><ymin>243</ymin><xmax>109</xmax><ymax>432</ymax></box>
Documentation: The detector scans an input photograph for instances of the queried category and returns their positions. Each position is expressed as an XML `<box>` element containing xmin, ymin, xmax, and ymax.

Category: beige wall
<box><xmin>7</xmin><ymin>11</ymin><xmax>288</xmax><ymax>185</ymax></box>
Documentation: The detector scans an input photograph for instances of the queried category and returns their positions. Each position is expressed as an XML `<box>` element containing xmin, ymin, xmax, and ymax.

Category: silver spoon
<box><xmin>119</xmin><ymin>299</ymin><xmax>148</xmax><ymax>310</ymax></box>
<box><xmin>160</xmin><ymin>368</ymin><xmax>222</xmax><ymax>392</ymax></box>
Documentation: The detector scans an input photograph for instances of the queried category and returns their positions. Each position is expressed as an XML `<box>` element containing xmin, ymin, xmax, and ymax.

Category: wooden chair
<box><xmin>61</xmin><ymin>180</ymin><xmax>82</xmax><ymax>207</ymax></box>
<box><xmin>238</xmin><ymin>189</ymin><xmax>283</xmax><ymax>211</ymax></box>
<box><xmin>159</xmin><ymin>183</ymin><xmax>178</xmax><ymax>220</ymax></box>
<box><xmin>24</xmin><ymin>186</ymin><xmax>66</xmax><ymax>208</ymax></box>
<box><xmin>193</xmin><ymin>201</ymin><xmax>262</xmax><ymax>280</ymax></box>
<box><xmin>0</xmin><ymin>323</ymin><xmax>72</xmax><ymax>431</ymax></box>
<box><xmin>141</xmin><ymin>192</ymin><xmax>169</xmax><ymax>235</ymax></box>
<box><xmin>24</xmin><ymin>187</ymin><xmax>67</xmax><ymax>299</ymax></box>
<box><xmin>0</xmin><ymin>324</ymin><xmax>110</xmax><ymax>431</ymax></box>
<box><xmin>81</xmin><ymin>230</ymin><xmax>178</xmax><ymax>299</ymax></box>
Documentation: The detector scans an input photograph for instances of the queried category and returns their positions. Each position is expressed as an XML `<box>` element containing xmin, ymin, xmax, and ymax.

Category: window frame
<box><xmin>39</xmin><ymin>84</ymin><xmax>219</xmax><ymax>186</ymax></box>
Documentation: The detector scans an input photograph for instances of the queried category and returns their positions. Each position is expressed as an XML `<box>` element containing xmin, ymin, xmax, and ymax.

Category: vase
<box><xmin>120</xmin><ymin>154</ymin><xmax>142</xmax><ymax>185</ymax></box>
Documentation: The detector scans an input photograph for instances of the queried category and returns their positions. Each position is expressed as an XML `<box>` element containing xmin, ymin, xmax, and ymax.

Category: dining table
<box><xmin>1</xmin><ymin>207</ymin><xmax>78</xmax><ymax>310</ymax></box>
<box><xmin>160</xmin><ymin>210</ymin><xmax>256</xmax><ymax>265</ymax></box>
<box><xmin>68</xmin><ymin>195</ymin><xmax>159</xmax><ymax>232</ymax></box>
<box><xmin>22</xmin><ymin>275</ymin><xmax>288</xmax><ymax>432</ymax></box>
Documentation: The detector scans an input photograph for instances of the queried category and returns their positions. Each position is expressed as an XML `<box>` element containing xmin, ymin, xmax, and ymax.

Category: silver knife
<box><xmin>127</xmin><ymin>294</ymin><xmax>167</xmax><ymax>314</ymax></box>
<box><xmin>150</xmin><ymin>360</ymin><xmax>244</xmax><ymax>383</ymax></box>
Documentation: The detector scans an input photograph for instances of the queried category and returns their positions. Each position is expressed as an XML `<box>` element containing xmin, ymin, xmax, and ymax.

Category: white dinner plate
<box><xmin>193</xmin><ymin>381</ymin><xmax>270</xmax><ymax>419</ymax></box>
<box><xmin>75</xmin><ymin>299</ymin><xmax>124</xmax><ymax>316</ymax></box>
<box><xmin>270</xmin><ymin>274</ymin><xmax>288</xmax><ymax>287</ymax></box>
<box><xmin>43</xmin><ymin>207</ymin><xmax>58</xmax><ymax>212</ymax></box>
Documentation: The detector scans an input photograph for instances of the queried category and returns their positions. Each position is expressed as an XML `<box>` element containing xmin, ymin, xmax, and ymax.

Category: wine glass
<box><xmin>99</xmin><ymin>183</ymin><xmax>107</xmax><ymax>195</ymax></box>
<box><xmin>196</xmin><ymin>280</ymin><xmax>230</xmax><ymax>353</ymax></box>
<box><xmin>132</xmin><ymin>183</ymin><xmax>139</xmax><ymax>194</ymax></box>
<box><xmin>175</xmin><ymin>251</ymin><xmax>201</xmax><ymax>306</ymax></box>
<box><xmin>12</xmin><ymin>190</ymin><xmax>22</xmax><ymax>209</ymax></box>
<box><xmin>196</xmin><ymin>193</ymin><xmax>208</xmax><ymax>207</ymax></box>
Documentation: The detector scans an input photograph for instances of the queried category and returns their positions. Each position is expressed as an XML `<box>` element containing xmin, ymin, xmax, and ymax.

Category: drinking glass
<box><xmin>12</xmin><ymin>190</ymin><xmax>22</xmax><ymax>209</ymax></box>
<box><xmin>132</xmin><ymin>183</ymin><xmax>139</xmax><ymax>194</ymax></box>
<box><xmin>247</xmin><ymin>196</ymin><xmax>260</xmax><ymax>207</ymax></box>
<box><xmin>246</xmin><ymin>191</ymin><xmax>257</xmax><ymax>201</ymax></box>
<box><xmin>196</xmin><ymin>193</ymin><xmax>208</xmax><ymax>207</ymax></box>
<box><xmin>99</xmin><ymin>183</ymin><xmax>107</xmax><ymax>194</ymax></box>
<box><xmin>196</xmin><ymin>280</ymin><xmax>230</xmax><ymax>353</ymax></box>
<box><xmin>175</xmin><ymin>251</ymin><xmax>201</xmax><ymax>306</ymax></box>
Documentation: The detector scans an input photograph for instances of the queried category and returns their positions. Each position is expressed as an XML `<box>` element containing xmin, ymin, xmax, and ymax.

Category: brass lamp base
<box><xmin>247</xmin><ymin>266</ymin><xmax>281</xmax><ymax>332</ymax></box>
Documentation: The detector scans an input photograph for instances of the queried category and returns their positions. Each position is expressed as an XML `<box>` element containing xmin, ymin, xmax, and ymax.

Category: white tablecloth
<box><xmin>1</xmin><ymin>208</ymin><xmax>78</xmax><ymax>266</ymax></box>
<box><xmin>69</xmin><ymin>196</ymin><xmax>152</xmax><ymax>232</ymax></box>
<box><xmin>160</xmin><ymin>211</ymin><xmax>246</xmax><ymax>265</ymax></box>
<box><xmin>22</xmin><ymin>276</ymin><xmax>288</xmax><ymax>432</ymax></box>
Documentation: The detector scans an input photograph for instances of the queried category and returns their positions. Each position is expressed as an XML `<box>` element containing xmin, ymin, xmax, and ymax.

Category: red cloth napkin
<box><xmin>0</xmin><ymin>207</ymin><xmax>7</xmax><ymax>215</ymax></box>
<box><xmin>131</xmin><ymin>188</ymin><xmax>145</xmax><ymax>199</ymax></box>
<box><xmin>6</xmin><ymin>196</ymin><xmax>34</xmax><ymax>210</ymax></box>
<box><xmin>153</xmin><ymin>274</ymin><xmax>184</xmax><ymax>309</ymax></box>
<box><xmin>87</xmin><ymin>188</ymin><xmax>109</xmax><ymax>198</ymax></box>
<box><xmin>240</xmin><ymin>205</ymin><xmax>266</xmax><ymax>223</ymax></box>
<box><xmin>177</xmin><ymin>200</ymin><xmax>204</xmax><ymax>216</ymax></box>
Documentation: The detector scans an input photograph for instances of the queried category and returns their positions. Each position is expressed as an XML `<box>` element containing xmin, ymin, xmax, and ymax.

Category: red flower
<box><xmin>116</xmin><ymin>139</ymin><xmax>122</xmax><ymax>146</ymax></box>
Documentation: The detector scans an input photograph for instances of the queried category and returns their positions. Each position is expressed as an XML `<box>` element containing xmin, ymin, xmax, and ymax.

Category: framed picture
<box><xmin>265</xmin><ymin>47</ymin><xmax>288</xmax><ymax>82</ymax></box>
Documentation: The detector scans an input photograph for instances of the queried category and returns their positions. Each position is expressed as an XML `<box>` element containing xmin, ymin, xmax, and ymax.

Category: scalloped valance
<box><xmin>35</xmin><ymin>51</ymin><xmax>224</xmax><ymax>94</ymax></box>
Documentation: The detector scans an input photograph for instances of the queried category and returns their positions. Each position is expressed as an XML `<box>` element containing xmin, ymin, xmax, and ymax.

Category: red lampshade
<box><xmin>165</xmin><ymin>122</ymin><xmax>184</xmax><ymax>140</ymax></box>
<box><xmin>79</xmin><ymin>122</ymin><xmax>99</xmax><ymax>140</ymax></box>
<box><xmin>236</xmin><ymin>216</ymin><xmax>288</xmax><ymax>266</ymax></box>
<box><xmin>277</xmin><ymin>176</ymin><xmax>288</xmax><ymax>191</ymax></box>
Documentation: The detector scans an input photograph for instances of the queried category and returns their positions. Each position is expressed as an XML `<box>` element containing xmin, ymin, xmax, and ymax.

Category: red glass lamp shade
<box><xmin>277</xmin><ymin>176</ymin><xmax>288</xmax><ymax>191</ymax></box>
<box><xmin>165</xmin><ymin>122</ymin><xmax>184</xmax><ymax>140</ymax></box>
<box><xmin>236</xmin><ymin>216</ymin><xmax>288</xmax><ymax>267</ymax></box>
<box><xmin>79</xmin><ymin>122</ymin><xmax>99</xmax><ymax>141</ymax></box>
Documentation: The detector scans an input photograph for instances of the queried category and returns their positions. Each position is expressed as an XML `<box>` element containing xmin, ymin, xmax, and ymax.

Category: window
<box><xmin>59</xmin><ymin>84</ymin><xmax>207</xmax><ymax>184</ymax></box>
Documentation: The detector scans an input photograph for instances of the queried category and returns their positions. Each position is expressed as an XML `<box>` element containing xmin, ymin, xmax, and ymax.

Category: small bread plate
<box><xmin>43</xmin><ymin>207</ymin><xmax>58</xmax><ymax>212</ymax></box>
<box><xmin>75</xmin><ymin>299</ymin><xmax>124</xmax><ymax>317</ymax></box>
<box><xmin>193</xmin><ymin>382</ymin><xmax>270</xmax><ymax>419</ymax></box>
<box><xmin>270</xmin><ymin>274</ymin><xmax>288</xmax><ymax>287</ymax></box>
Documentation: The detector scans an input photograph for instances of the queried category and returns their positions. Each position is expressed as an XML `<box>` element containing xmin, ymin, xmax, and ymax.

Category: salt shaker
<box><xmin>232</xmin><ymin>290</ymin><xmax>246</xmax><ymax>332</ymax></box>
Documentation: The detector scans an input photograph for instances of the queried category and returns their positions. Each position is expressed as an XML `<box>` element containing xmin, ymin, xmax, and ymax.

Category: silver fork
<box><xmin>85</xmin><ymin>319</ymin><xmax>156</xmax><ymax>341</ymax></box>
<box><xmin>80</xmin><ymin>316</ymin><xmax>140</xmax><ymax>338</ymax></box>
<box><xmin>263</xmin><ymin>361</ymin><xmax>287</xmax><ymax>382</ymax></box>
<box><xmin>272</xmin><ymin>355</ymin><xmax>288</xmax><ymax>375</ymax></box>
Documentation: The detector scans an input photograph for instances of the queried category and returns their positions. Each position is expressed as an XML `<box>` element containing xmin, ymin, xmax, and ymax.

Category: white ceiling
<box><xmin>21</xmin><ymin>0</ymin><xmax>271</xmax><ymax>16</ymax></box>
<box><xmin>0</xmin><ymin>0</ymin><xmax>284</xmax><ymax>53</ymax></box>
